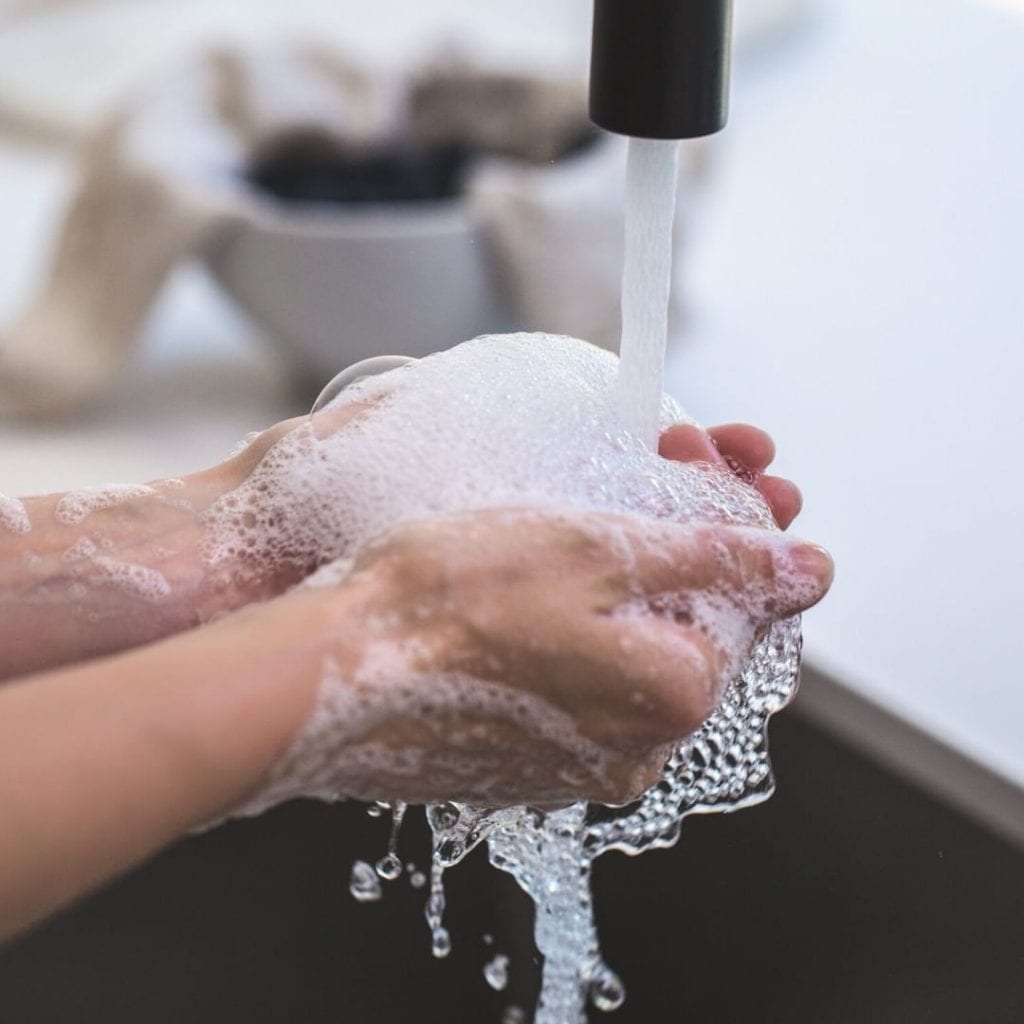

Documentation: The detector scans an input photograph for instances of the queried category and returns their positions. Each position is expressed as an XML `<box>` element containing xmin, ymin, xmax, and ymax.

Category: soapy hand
<box><xmin>0</xmin><ymin>411</ymin><xmax>831</xmax><ymax>943</ymax></box>
<box><xmin>0</xmin><ymin>397</ymin><xmax>801</xmax><ymax>686</ymax></box>
<box><xmin>215</xmin><ymin>411</ymin><xmax>826</xmax><ymax>809</ymax></box>
<box><xmin>660</xmin><ymin>422</ymin><xmax>803</xmax><ymax>531</ymax></box>
<box><xmin>216</xmin><ymin>413</ymin><xmax>803</xmax><ymax>593</ymax></box>
<box><xmin>246</xmin><ymin>504</ymin><xmax>832</xmax><ymax>811</ymax></box>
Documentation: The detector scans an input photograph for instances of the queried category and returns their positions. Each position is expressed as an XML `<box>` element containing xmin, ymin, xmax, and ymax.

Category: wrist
<box><xmin>186</xmin><ymin>402</ymin><xmax>378</xmax><ymax>618</ymax></box>
<box><xmin>0</xmin><ymin>467</ymin><xmax>266</xmax><ymax>679</ymax></box>
<box><xmin>171</xmin><ymin>570</ymin><xmax>386</xmax><ymax>821</ymax></box>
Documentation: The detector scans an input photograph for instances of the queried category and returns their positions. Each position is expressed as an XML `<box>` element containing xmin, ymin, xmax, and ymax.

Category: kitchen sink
<box><xmin>1</xmin><ymin>712</ymin><xmax>1021</xmax><ymax>1023</ymax></box>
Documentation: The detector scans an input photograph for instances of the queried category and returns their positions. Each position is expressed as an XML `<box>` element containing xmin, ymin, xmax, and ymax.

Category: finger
<box><xmin>707</xmin><ymin>423</ymin><xmax>776</xmax><ymax>477</ymax></box>
<box><xmin>756</xmin><ymin>476</ymin><xmax>803</xmax><ymax>530</ymax></box>
<box><xmin>220</xmin><ymin>416</ymin><xmax>305</xmax><ymax>478</ymax></box>
<box><xmin>626</xmin><ymin>522</ymin><xmax>833</xmax><ymax>619</ymax></box>
<box><xmin>594</xmin><ymin>614</ymin><xmax>722</xmax><ymax>743</ymax></box>
<box><xmin>658</xmin><ymin>424</ymin><xmax>727</xmax><ymax>467</ymax></box>
<box><xmin>711</xmin><ymin>527</ymin><xmax>833</xmax><ymax>619</ymax></box>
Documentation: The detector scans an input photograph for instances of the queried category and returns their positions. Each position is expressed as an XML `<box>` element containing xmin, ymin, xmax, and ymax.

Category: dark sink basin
<box><xmin>1</xmin><ymin>713</ymin><xmax>1022</xmax><ymax>1023</ymax></box>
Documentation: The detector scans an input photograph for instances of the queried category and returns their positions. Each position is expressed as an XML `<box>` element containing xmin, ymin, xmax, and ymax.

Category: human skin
<box><xmin>0</xmin><ymin>416</ymin><xmax>801</xmax><ymax>682</ymax></box>
<box><xmin>0</xmin><ymin>419</ymin><xmax>829</xmax><ymax>943</ymax></box>
<box><xmin>0</xmin><ymin>413</ymin><xmax>329</xmax><ymax>681</ymax></box>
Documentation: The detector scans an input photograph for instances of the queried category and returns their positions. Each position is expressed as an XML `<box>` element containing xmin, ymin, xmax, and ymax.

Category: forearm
<box><xmin>0</xmin><ymin>409</ymin><xmax>369</xmax><ymax>680</ymax></box>
<box><xmin>0</xmin><ymin>447</ymin><xmax>296</xmax><ymax>681</ymax></box>
<box><xmin>0</xmin><ymin>583</ymin><xmax>358</xmax><ymax>945</ymax></box>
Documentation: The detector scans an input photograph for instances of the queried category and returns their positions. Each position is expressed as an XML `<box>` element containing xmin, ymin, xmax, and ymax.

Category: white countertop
<box><xmin>1</xmin><ymin>0</ymin><xmax>1022</xmax><ymax>838</ymax></box>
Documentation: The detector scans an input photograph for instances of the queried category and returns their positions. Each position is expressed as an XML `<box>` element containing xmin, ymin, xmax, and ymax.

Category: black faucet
<box><xmin>589</xmin><ymin>0</ymin><xmax>733</xmax><ymax>140</ymax></box>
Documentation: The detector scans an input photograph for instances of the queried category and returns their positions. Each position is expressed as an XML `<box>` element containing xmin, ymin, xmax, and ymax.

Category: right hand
<box><xmin>253</xmin><ymin>506</ymin><xmax>833</xmax><ymax>812</ymax></box>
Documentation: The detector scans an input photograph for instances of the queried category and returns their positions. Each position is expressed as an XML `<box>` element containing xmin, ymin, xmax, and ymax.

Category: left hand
<box><xmin>660</xmin><ymin>422</ymin><xmax>803</xmax><ymax>530</ymax></box>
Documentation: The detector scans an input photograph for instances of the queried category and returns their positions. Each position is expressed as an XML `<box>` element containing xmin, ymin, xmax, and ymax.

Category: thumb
<box><xmin>702</xmin><ymin>525</ymin><xmax>833</xmax><ymax>621</ymax></box>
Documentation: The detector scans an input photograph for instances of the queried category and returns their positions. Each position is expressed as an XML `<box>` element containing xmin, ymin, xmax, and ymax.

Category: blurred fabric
<box><xmin>0</xmin><ymin>45</ymin><xmax>682</xmax><ymax>418</ymax></box>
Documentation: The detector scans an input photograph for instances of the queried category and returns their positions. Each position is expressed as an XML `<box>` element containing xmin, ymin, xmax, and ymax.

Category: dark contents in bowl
<box><xmin>248</xmin><ymin>130</ymin><xmax>475</xmax><ymax>205</ymax></box>
<box><xmin>247</xmin><ymin>125</ymin><xmax>600</xmax><ymax>207</ymax></box>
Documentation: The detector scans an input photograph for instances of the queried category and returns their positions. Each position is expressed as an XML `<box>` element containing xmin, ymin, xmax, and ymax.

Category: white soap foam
<box><xmin>202</xmin><ymin>333</ymin><xmax>772</xmax><ymax>580</ymax></box>
<box><xmin>0</xmin><ymin>493</ymin><xmax>31</xmax><ymax>535</ymax></box>
<box><xmin>227</xmin><ymin>431</ymin><xmax>263</xmax><ymax>460</ymax></box>
<box><xmin>242</xmin><ymin>649</ymin><xmax>617</xmax><ymax>817</ymax></box>
<box><xmin>61</xmin><ymin>532</ymin><xmax>170</xmax><ymax>602</ymax></box>
<box><xmin>55</xmin><ymin>484</ymin><xmax>156</xmax><ymax>526</ymax></box>
<box><xmin>84</xmin><ymin>556</ymin><xmax>171</xmax><ymax>602</ymax></box>
<box><xmin>222</xmin><ymin>131</ymin><xmax>809</xmax><ymax>1023</ymax></box>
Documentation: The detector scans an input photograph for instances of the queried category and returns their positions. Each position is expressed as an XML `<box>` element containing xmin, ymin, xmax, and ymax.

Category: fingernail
<box><xmin>790</xmin><ymin>543</ymin><xmax>834</xmax><ymax>586</ymax></box>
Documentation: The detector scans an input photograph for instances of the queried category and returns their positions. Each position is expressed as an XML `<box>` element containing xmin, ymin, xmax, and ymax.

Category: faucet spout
<box><xmin>589</xmin><ymin>0</ymin><xmax>733</xmax><ymax>140</ymax></box>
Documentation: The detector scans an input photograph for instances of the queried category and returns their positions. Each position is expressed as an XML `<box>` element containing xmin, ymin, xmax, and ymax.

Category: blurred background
<box><xmin>0</xmin><ymin>1</ymin><xmax>1022</xmax><ymax>1021</ymax></box>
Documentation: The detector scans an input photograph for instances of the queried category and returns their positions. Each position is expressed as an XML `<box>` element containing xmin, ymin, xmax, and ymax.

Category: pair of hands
<box><xmin>221</xmin><ymin>415</ymin><xmax>832</xmax><ymax>810</ymax></box>
<box><xmin>0</xmin><ymin>412</ymin><xmax>832</xmax><ymax>946</ymax></box>
<box><xmin>0</xmin><ymin>410</ymin><xmax>831</xmax><ymax>810</ymax></box>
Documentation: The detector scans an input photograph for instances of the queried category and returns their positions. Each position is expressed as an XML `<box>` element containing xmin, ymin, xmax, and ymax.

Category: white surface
<box><xmin>0</xmin><ymin>135</ymin><xmax>297</xmax><ymax>490</ymax></box>
<box><xmin>666</xmin><ymin>0</ymin><xmax>1024</xmax><ymax>787</ymax></box>
<box><xmin>0</xmin><ymin>0</ymin><xmax>1022</xmax><ymax>798</ymax></box>
<box><xmin>0</xmin><ymin>0</ymin><xmax>808</xmax><ymax>140</ymax></box>
<box><xmin>0</xmin><ymin>0</ymin><xmax>593</xmax><ymax>139</ymax></box>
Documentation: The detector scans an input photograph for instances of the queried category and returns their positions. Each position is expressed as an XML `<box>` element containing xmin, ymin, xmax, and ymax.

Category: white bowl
<box><xmin>204</xmin><ymin>196</ymin><xmax>510</xmax><ymax>384</ymax></box>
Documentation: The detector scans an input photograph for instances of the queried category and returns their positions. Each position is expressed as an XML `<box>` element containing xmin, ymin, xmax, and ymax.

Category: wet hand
<box><xmin>660</xmin><ymin>422</ymin><xmax>803</xmax><ymax>530</ymax></box>
<box><xmin>265</xmin><ymin>507</ymin><xmax>833</xmax><ymax>811</ymax></box>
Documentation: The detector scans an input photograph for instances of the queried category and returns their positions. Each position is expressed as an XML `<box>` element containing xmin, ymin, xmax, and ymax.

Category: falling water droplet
<box><xmin>424</xmin><ymin>860</ymin><xmax>450</xmax><ymax>957</ymax></box>
<box><xmin>349</xmin><ymin>860</ymin><xmax>382</xmax><ymax>903</ymax></box>
<box><xmin>429</xmin><ymin>802</ymin><xmax>461</xmax><ymax>830</ymax></box>
<box><xmin>371</xmin><ymin>802</ymin><xmax>407</xmax><ymax>882</ymax></box>
<box><xmin>502</xmin><ymin>1006</ymin><xmax>526</xmax><ymax>1024</ymax></box>
<box><xmin>484</xmin><ymin>954</ymin><xmax>510</xmax><ymax>991</ymax></box>
<box><xmin>431</xmin><ymin>927</ymin><xmax>452</xmax><ymax>959</ymax></box>
<box><xmin>588</xmin><ymin>964</ymin><xmax>626</xmax><ymax>1012</ymax></box>
<box><xmin>375</xmin><ymin>853</ymin><xmax>402</xmax><ymax>881</ymax></box>
<box><xmin>409</xmin><ymin>871</ymin><xmax>427</xmax><ymax>890</ymax></box>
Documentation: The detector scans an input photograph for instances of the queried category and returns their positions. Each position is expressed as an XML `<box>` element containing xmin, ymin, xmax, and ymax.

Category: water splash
<box><xmin>349</xmin><ymin>860</ymin><xmax>382</xmax><ymax>903</ymax></box>
<box><xmin>375</xmin><ymin>801</ymin><xmax>407</xmax><ymax>881</ymax></box>
<box><xmin>425</xmin><ymin>859</ymin><xmax>452</xmax><ymax>959</ymax></box>
<box><xmin>483</xmin><ymin>954</ymin><xmax>510</xmax><ymax>991</ymax></box>
<box><xmin>418</xmin><ymin>616</ymin><xmax>801</xmax><ymax>1022</ymax></box>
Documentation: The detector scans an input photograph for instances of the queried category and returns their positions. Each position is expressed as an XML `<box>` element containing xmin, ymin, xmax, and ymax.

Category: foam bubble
<box><xmin>61</xmin><ymin>533</ymin><xmax>170</xmax><ymax>602</ymax></box>
<box><xmin>84</xmin><ymin>556</ymin><xmax>171</xmax><ymax>602</ymax></box>
<box><xmin>202</xmin><ymin>334</ymin><xmax>773</xmax><ymax>580</ymax></box>
<box><xmin>240</xmin><ymin>652</ymin><xmax>616</xmax><ymax>816</ymax></box>
<box><xmin>0</xmin><ymin>493</ymin><xmax>31</xmax><ymax>535</ymax></box>
<box><xmin>484</xmin><ymin>954</ymin><xmax>510</xmax><ymax>991</ymax></box>
<box><xmin>55</xmin><ymin>484</ymin><xmax>156</xmax><ymax>526</ymax></box>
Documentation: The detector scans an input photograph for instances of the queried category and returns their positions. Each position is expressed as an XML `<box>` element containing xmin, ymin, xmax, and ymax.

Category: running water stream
<box><xmin>614</xmin><ymin>138</ymin><xmax>681</xmax><ymax>448</ymax></box>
